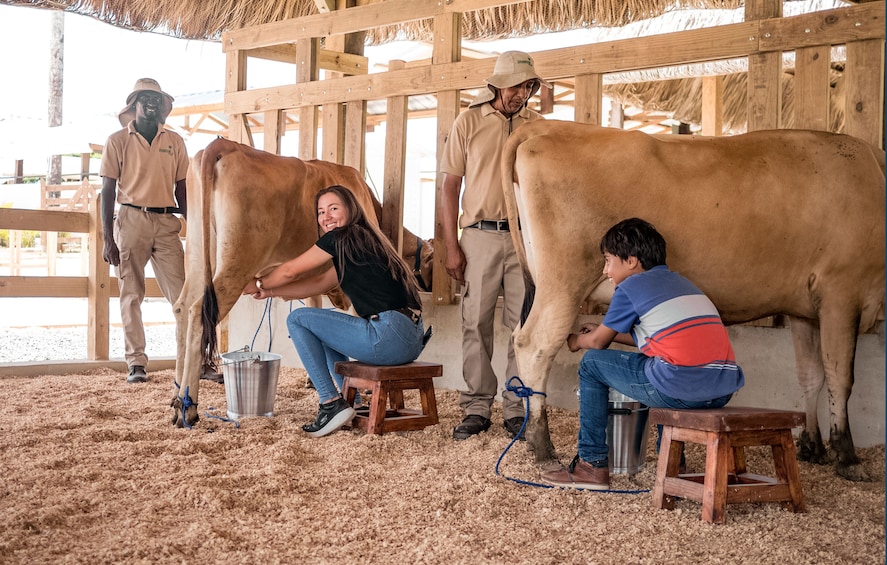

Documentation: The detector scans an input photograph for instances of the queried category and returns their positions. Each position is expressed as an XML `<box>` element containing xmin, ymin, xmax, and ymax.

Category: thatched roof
<box><xmin>2</xmin><ymin>0</ymin><xmax>860</xmax><ymax>43</ymax></box>
<box><xmin>3</xmin><ymin>0</ymin><xmax>864</xmax><ymax>134</ymax></box>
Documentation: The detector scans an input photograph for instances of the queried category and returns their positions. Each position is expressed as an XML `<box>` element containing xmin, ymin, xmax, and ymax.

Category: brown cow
<box><xmin>501</xmin><ymin>121</ymin><xmax>885</xmax><ymax>481</ymax></box>
<box><xmin>171</xmin><ymin>138</ymin><xmax>432</xmax><ymax>427</ymax></box>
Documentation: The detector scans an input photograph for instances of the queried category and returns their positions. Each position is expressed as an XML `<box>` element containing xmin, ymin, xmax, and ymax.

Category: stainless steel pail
<box><xmin>221</xmin><ymin>350</ymin><xmax>281</xmax><ymax>420</ymax></box>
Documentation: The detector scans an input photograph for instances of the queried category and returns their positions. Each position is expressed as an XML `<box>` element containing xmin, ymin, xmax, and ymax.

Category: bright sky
<box><xmin>0</xmin><ymin>5</ymin><xmax>226</xmax><ymax>123</ymax></box>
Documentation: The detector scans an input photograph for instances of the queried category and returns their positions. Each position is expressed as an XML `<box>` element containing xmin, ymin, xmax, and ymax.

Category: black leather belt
<box><xmin>466</xmin><ymin>219</ymin><xmax>509</xmax><ymax>231</ymax></box>
<box><xmin>122</xmin><ymin>202</ymin><xmax>179</xmax><ymax>214</ymax></box>
<box><xmin>368</xmin><ymin>307</ymin><xmax>421</xmax><ymax>324</ymax></box>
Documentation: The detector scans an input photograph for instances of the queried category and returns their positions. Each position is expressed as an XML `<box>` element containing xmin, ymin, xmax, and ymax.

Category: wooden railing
<box><xmin>0</xmin><ymin>194</ymin><xmax>166</xmax><ymax>360</ymax></box>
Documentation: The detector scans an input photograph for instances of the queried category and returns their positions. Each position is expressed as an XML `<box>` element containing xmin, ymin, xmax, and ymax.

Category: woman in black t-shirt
<box><xmin>243</xmin><ymin>185</ymin><xmax>426</xmax><ymax>438</ymax></box>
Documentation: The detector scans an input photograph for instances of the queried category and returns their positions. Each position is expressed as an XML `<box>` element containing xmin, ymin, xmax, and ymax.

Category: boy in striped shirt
<box><xmin>541</xmin><ymin>218</ymin><xmax>744</xmax><ymax>490</ymax></box>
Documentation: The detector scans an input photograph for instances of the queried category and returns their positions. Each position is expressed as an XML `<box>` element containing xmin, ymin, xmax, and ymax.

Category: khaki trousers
<box><xmin>458</xmin><ymin>227</ymin><xmax>526</xmax><ymax>420</ymax></box>
<box><xmin>114</xmin><ymin>206</ymin><xmax>185</xmax><ymax>368</ymax></box>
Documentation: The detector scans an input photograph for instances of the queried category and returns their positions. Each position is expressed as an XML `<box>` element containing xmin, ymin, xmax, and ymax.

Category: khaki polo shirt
<box><xmin>100</xmin><ymin>122</ymin><xmax>190</xmax><ymax>208</ymax></box>
<box><xmin>439</xmin><ymin>103</ymin><xmax>544</xmax><ymax>228</ymax></box>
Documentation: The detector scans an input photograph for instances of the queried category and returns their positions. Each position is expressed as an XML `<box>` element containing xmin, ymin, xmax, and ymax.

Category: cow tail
<box><xmin>520</xmin><ymin>274</ymin><xmax>536</xmax><ymax>325</ymax></box>
<box><xmin>197</xmin><ymin>138</ymin><xmax>231</xmax><ymax>370</ymax></box>
<box><xmin>201</xmin><ymin>285</ymin><xmax>219</xmax><ymax>370</ymax></box>
<box><xmin>501</xmin><ymin>126</ymin><xmax>536</xmax><ymax>323</ymax></box>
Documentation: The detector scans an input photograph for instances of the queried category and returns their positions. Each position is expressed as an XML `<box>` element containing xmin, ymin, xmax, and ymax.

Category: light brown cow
<box><xmin>171</xmin><ymin>138</ymin><xmax>432</xmax><ymax>427</ymax></box>
<box><xmin>501</xmin><ymin>120</ymin><xmax>885</xmax><ymax>481</ymax></box>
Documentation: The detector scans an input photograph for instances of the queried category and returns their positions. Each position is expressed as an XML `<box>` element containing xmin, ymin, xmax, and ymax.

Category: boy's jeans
<box><xmin>577</xmin><ymin>348</ymin><xmax>732</xmax><ymax>464</ymax></box>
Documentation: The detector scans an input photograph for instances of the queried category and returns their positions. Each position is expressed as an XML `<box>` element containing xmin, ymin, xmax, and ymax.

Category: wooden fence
<box><xmin>0</xmin><ymin>195</ymin><xmax>166</xmax><ymax>361</ymax></box>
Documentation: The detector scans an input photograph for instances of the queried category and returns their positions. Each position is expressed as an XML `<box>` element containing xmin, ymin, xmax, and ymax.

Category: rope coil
<box><xmin>495</xmin><ymin>376</ymin><xmax>649</xmax><ymax>495</ymax></box>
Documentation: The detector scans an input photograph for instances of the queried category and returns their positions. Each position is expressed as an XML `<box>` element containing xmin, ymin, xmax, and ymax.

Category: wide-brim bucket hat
<box><xmin>117</xmin><ymin>78</ymin><xmax>174</xmax><ymax>127</ymax></box>
<box><xmin>469</xmin><ymin>51</ymin><xmax>552</xmax><ymax>108</ymax></box>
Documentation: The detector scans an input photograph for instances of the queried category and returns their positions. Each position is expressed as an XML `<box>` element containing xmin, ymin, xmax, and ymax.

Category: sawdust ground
<box><xmin>0</xmin><ymin>367</ymin><xmax>884</xmax><ymax>564</ymax></box>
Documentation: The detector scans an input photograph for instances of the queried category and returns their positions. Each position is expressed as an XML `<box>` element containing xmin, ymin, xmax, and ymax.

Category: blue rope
<box><xmin>496</xmin><ymin>376</ymin><xmax>649</xmax><ymax>495</ymax></box>
<box><xmin>172</xmin><ymin>382</ymin><xmax>194</xmax><ymax>430</ymax></box>
<box><xmin>250</xmin><ymin>297</ymin><xmax>274</xmax><ymax>352</ymax></box>
<box><xmin>204</xmin><ymin>407</ymin><xmax>241</xmax><ymax>428</ymax></box>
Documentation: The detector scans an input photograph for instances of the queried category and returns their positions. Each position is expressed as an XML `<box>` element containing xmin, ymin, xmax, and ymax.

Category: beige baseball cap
<box><xmin>469</xmin><ymin>51</ymin><xmax>552</xmax><ymax>108</ymax></box>
<box><xmin>117</xmin><ymin>78</ymin><xmax>174</xmax><ymax>127</ymax></box>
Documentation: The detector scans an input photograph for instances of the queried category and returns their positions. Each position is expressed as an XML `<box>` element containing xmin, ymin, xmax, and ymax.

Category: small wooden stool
<box><xmin>650</xmin><ymin>406</ymin><xmax>806</xmax><ymax>524</ymax></box>
<box><xmin>337</xmin><ymin>361</ymin><xmax>443</xmax><ymax>435</ymax></box>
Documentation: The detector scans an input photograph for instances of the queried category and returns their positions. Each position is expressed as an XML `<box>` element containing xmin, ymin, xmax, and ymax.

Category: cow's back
<box><xmin>508</xmin><ymin>121</ymin><xmax>885</xmax><ymax>330</ymax></box>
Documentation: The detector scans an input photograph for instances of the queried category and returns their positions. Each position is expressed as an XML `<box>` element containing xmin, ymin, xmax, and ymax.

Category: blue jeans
<box><xmin>577</xmin><ymin>348</ymin><xmax>733</xmax><ymax>464</ymax></box>
<box><xmin>286</xmin><ymin>308</ymin><xmax>426</xmax><ymax>404</ymax></box>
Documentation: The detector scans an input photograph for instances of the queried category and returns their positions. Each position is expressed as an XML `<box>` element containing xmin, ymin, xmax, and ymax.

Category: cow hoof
<box><xmin>170</xmin><ymin>396</ymin><xmax>200</xmax><ymax>428</ymax></box>
<box><xmin>837</xmin><ymin>461</ymin><xmax>871</xmax><ymax>482</ymax></box>
<box><xmin>796</xmin><ymin>435</ymin><xmax>830</xmax><ymax>465</ymax></box>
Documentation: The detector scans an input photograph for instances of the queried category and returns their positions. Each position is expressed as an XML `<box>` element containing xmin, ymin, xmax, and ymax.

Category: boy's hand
<box><xmin>566</xmin><ymin>323</ymin><xmax>600</xmax><ymax>352</ymax></box>
<box><xmin>566</xmin><ymin>333</ymin><xmax>582</xmax><ymax>352</ymax></box>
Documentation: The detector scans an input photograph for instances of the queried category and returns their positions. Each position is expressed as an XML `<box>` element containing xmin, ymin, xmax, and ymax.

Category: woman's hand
<box><xmin>243</xmin><ymin>279</ymin><xmax>270</xmax><ymax>300</ymax></box>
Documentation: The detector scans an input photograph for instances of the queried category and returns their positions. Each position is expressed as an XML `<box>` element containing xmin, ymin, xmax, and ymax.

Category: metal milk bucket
<box><xmin>607</xmin><ymin>389</ymin><xmax>651</xmax><ymax>475</ymax></box>
<box><xmin>221</xmin><ymin>350</ymin><xmax>282</xmax><ymax>420</ymax></box>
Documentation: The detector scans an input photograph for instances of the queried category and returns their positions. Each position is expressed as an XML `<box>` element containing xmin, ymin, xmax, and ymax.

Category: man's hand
<box><xmin>445</xmin><ymin>243</ymin><xmax>467</xmax><ymax>285</ymax></box>
<box><xmin>102</xmin><ymin>237</ymin><xmax>120</xmax><ymax>266</ymax></box>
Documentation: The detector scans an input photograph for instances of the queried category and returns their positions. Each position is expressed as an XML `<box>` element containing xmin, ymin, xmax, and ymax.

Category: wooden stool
<box><xmin>650</xmin><ymin>406</ymin><xmax>806</xmax><ymax>524</ymax></box>
<box><xmin>337</xmin><ymin>361</ymin><xmax>443</xmax><ymax>435</ymax></box>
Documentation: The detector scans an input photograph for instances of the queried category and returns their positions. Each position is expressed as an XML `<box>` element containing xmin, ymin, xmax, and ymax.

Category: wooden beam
<box><xmin>245</xmin><ymin>45</ymin><xmax>369</xmax><ymax>75</ymax></box>
<box><xmin>222</xmin><ymin>0</ymin><xmax>531</xmax><ymax>52</ymax></box>
<box><xmin>759</xmin><ymin>2</ymin><xmax>884</xmax><ymax>51</ymax></box>
<box><xmin>224</xmin><ymin>5</ymin><xmax>883</xmax><ymax>116</ymax></box>
<box><xmin>0</xmin><ymin>207</ymin><xmax>89</xmax><ymax>233</ymax></box>
<box><xmin>844</xmin><ymin>39</ymin><xmax>885</xmax><ymax>148</ymax></box>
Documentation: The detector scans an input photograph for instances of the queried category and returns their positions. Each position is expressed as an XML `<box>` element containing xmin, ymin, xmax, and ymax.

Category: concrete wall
<box><xmin>229</xmin><ymin>294</ymin><xmax>885</xmax><ymax>447</ymax></box>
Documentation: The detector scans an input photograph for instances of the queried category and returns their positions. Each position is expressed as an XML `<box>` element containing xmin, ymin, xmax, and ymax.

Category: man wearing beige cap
<box><xmin>100</xmin><ymin>78</ymin><xmax>189</xmax><ymax>383</ymax></box>
<box><xmin>439</xmin><ymin>51</ymin><xmax>552</xmax><ymax>440</ymax></box>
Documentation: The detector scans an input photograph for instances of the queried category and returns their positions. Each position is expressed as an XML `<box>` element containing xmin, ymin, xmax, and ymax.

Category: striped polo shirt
<box><xmin>602</xmin><ymin>265</ymin><xmax>744</xmax><ymax>401</ymax></box>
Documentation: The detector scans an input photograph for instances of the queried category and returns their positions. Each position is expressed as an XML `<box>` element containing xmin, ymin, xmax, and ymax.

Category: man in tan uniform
<box><xmin>439</xmin><ymin>52</ymin><xmax>551</xmax><ymax>440</ymax></box>
<box><xmin>100</xmin><ymin>78</ymin><xmax>189</xmax><ymax>383</ymax></box>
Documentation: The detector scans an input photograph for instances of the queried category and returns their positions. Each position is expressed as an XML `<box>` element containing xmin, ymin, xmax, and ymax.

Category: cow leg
<box><xmin>788</xmin><ymin>316</ymin><xmax>829</xmax><ymax>464</ymax></box>
<box><xmin>513</xmin><ymin>289</ymin><xmax>584</xmax><ymax>464</ymax></box>
<box><xmin>171</xmin><ymin>294</ymin><xmax>206</xmax><ymax>427</ymax></box>
<box><xmin>817</xmin><ymin>303</ymin><xmax>868</xmax><ymax>481</ymax></box>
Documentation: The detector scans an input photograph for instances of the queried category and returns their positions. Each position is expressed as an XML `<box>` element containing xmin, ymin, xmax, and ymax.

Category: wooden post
<box><xmin>575</xmin><ymin>74</ymin><xmax>603</xmax><ymax>125</ymax></box>
<box><xmin>432</xmin><ymin>12</ymin><xmax>461</xmax><ymax>306</ymax></box>
<box><xmin>609</xmin><ymin>101</ymin><xmax>624</xmax><ymax>129</ymax></box>
<box><xmin>264</xmin><ymin>110</ymin><xmax>284</xmax><ymax>155</ymax></box>
<box><xmin>297</xmin><ymin>38</ymin><xmax>320</xmax><ymax>160</ymax></box>
<box><xmin>844</xmin><ymin>39</ymin><xmax>885</xmax><ymax>148</ymax></box>
<box><xmin>88</xmin><ymin>193</ymin><xmax>110</xmax><ymax>360</ymax></box>
<box><xmin>746</xmin><ymin>0</ymin><xmax>782</xmax><ymax>131</ymax></box>
<box><xmin>226</xmin><ymin>49</ymin><xmax>249</xmax><ymax>145</ymax></box>
<box><xmin>701</xmin><ymin>76</ymin><xmax>724</xmax><ymax>136</ymax></box>
<box><xmin>793</xmin><ymin>45</ymin><xmax>830</xmax><ymax>131</ymax></box>
<box><xmin>382</xmin><ymin>60</ymin><xmax>408</xmax><ymax>252</ymax></box>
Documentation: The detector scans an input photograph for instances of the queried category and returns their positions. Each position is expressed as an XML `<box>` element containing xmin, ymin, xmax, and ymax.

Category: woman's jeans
<box><xmin>286</xmin><ymin>308</ymin><xmax>426</xmax><ymax>404</ymax></box>
<box><xmin>577</xmin><ymin>348</ymin><xmax>733</xmax><ymax>464</ymax></box>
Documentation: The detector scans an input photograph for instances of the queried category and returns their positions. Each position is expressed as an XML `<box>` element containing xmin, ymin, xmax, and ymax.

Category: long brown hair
<box><xmin>315</xmin><ymin>185</ymin><xmax>422</xmax><ymax>309</ymax></box>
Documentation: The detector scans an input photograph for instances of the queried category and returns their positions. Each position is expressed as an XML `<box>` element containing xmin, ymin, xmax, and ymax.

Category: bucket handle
<box><xmin>608</xmin><ymin>408</ymin><xmax>634</xmax><ymax>416</ymax></box>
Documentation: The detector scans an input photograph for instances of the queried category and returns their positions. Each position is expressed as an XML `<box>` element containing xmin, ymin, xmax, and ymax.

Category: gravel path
<box><xmin>0</xmin><ymin>324</ymin><xmax>177</xmax><ymax>363</ymax></box>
